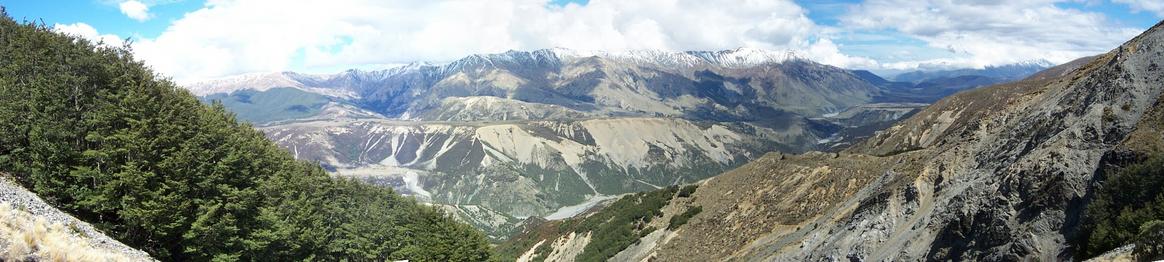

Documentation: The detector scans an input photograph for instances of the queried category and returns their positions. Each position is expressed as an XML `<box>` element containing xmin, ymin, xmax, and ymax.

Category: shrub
<box><xmin>677</xmin><ymin>184</ymin><xmax>699</xmax><ymax>198</ymax></box>
<box><xmin>1135</xmin><ymin>220</ymin><xmax>1164</xmax><ymax>261</ymax></box>
<box><xmin>668</xmin><ymin>206</ymin><xmax>703</xmax><ymax>230</ymax></box>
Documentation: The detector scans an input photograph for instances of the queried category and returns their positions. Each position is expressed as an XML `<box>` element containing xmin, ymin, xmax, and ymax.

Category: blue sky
<box><xmin>1</xmin><ymin>0</ymin><xmax>1160</xmax><ymax>82</ymax></box>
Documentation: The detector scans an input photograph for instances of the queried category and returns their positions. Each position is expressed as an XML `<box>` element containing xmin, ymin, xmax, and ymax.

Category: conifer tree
<box><xmin>0</xmin><ymin>10</ymin><xmax>492</xmax><ymax>261</ymax></box>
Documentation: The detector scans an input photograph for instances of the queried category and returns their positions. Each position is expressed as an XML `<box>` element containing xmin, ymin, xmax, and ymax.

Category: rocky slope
<box><xmin>503</xmin><ymin>21</ymin><xmax>1164</xmax><ymax>261</ymax></box>
<box><xmin>0</xmin><ymin>175</ymin><xmax>154</xmax><ymax>261</ymax></box>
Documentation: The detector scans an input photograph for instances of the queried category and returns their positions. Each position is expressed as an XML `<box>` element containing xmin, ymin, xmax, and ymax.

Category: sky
<box><xmin>0</xmin><ymin>0</ymin><xmax>1161</xmax><ymax>83</ymax></box>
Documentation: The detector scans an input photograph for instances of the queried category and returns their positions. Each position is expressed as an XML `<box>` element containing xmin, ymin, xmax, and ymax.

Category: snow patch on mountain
<box><xmin>501</xmin><ymin>47</ymin><xmax>804</xmax><ymax>69</ymax></box>
<box><xmin>183</xmin><ymin>71</ymin><xmax>360</xmax><ymax>98</ymax></box>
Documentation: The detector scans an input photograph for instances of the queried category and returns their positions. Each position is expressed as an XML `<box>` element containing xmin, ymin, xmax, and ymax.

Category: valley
<box><xmin>192</xmin><ymin>47</ymin><xmax>1034</xmax><ymax>239</ymax></box>
<box><xmin>188</xmin><ymin>45</ymin><xmax>1056</xmax><ymax>241</ymax></box>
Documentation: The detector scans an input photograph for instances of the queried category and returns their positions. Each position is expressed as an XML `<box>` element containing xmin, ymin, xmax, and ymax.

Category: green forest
<box><xmin>0</xmin><ymin>10</ymin><xmax>491</xmax><ymax>261</ymax></box>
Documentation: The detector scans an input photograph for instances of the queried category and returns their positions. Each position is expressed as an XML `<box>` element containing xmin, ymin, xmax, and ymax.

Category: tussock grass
<box><xmin>0</xmin><ymin>202</ymin><xmax>134</xmax><ymax>261</ymax></box>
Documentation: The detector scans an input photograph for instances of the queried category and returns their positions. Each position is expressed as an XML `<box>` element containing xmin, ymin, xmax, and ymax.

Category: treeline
<box><xmin>0</xmin><ymin>10</ymin><xmax>490</xmax><ymax>261</ymax></box>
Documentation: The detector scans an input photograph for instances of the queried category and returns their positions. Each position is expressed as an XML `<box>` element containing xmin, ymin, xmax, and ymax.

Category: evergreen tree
<box><xmin>0</xmin><ymin>10</ymin><xmax>491</xmax><ymax>261</ymax></box>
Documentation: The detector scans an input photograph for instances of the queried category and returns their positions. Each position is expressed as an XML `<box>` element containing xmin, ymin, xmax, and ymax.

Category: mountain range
<box><xmin>892</xmin><ymin>60</ymin><xmax>1055</xmax><ymax>83</ymax></box>
<box><xmin>190</xmin><ymin>47</ymin><xmax>1049</xmax><ymax>239</ymax></box>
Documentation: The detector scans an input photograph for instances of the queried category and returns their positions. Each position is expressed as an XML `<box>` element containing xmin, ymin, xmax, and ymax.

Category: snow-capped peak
<box><xmin>417</xmin><ymin>47</ymin><xmax>805</xmax><ymax>73</ymax></box>
<box><xmin>541</xmin><ymin>47</ymin><xmax>801</xmax><ymax>68</ymax></box>
<box><xmin>687</xmin><ymin>47</ymin><xmax>804</xmax><ymax>67</ymax></box>
<box><xmin>1006</xmin><ymin>59</ymin><xmax>1055</xmax><ymax>68</ymax></box>
<box><xmin>182</xmin><ymin>70</ymin><xmax>363</xmax><ymax>98</ymax></box>
<box><xmin>184</xmin><ymin>71</ymin><xmax>307</xmax><ymax>96</ymax></box>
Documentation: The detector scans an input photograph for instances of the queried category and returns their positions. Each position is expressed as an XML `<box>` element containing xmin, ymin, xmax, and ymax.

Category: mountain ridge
<box><xmin>186</xmin><ymin>49</ymin><xmax>1056</xmax><ymax>102</ymax></box>
<box><xmin>185</xmin><ymin>47</ymin><xmax>808</xmax><ymax>97</ymax></box>
<box><xmin>891</xmin><ymin>60</ymin><xmax>1053</xmax><ymax>83</ymax></box>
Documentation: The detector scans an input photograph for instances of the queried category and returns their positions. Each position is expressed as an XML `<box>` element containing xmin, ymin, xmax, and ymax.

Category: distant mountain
<box><xmin>892</xmin><ymin>60</ymin><xmax>1053</xmax><ymax>83</ymax></box>
<box><xmin>501</xmin><ymin>20</ymin><xmax>1164</xmax><ymax>261</ymax></box>
<box><xmin>849</xmin><ymin>69</ymin><xmax>896</xmax><ymax>87</ymax></box>
<box><xmin>190</xmin><ymin>47</ymin><xmax>882</xmax><ymax>122</ymax></box>
<box><xmin>190</xmin><ymin>47</ymin><xmax>1017</xmax><ymax>239</ymax></box>
<box><xmin>849</xmin><ymin>62</ymin><xmax>1051</xmax><ymax>104</ymax></box>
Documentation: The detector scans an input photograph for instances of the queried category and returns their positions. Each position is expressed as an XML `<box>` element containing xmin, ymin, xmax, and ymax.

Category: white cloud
<box><xmin>803</xmin><ymin>38</ymin><xmax>880</xmax><ymax>69</ymax></box>
<box><xmin>842</xmin><ymin>0</ymin><xmax>1143</xmax><ymax>70</ymax></box>
<box><xmin>79</xmin><ymin>0</ymin><xmax>1146</xmax><ymax>82</ymax></box>
<box><xmin>119</xmin><ymin>0</ymin><xmax>152</xmax><ymax>22</ymax></box>
<box><xmin>1114</xmin><ymin>0</ymin><xmax>1164</xmax><ymax>17</ymax></box>
<box><xmin>129</xmin><ymin>0</ymin><xmax>864</xmax><ymax>82</ymax></box>
<box><xmin>53</xmin><ymin>23</ymin><xmax>124</xmax><ymax>46</ymax></box>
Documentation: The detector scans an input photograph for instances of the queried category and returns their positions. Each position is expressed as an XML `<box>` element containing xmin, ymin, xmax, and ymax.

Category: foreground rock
<box><xmin>0</xmin><ymin>176</ymin><xmax>153</xmax><ymax>261</ymax></box>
